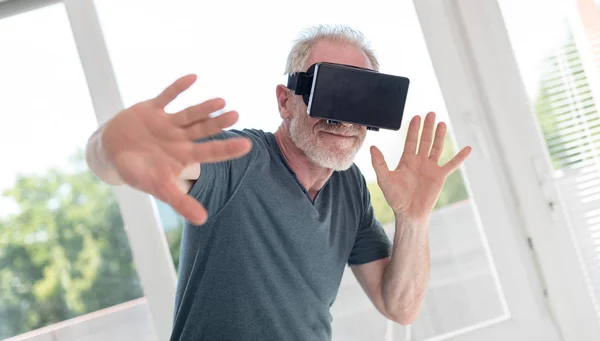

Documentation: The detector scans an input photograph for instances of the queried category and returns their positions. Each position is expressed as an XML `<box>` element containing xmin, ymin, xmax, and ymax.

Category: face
<box><xmin>286</xmin><ymin>41</ymin><xmax>372</xmax><ymax>171</ymax></box>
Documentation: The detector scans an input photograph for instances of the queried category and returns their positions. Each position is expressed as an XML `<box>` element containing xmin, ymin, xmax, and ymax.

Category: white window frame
<box><xmin>62</xmin><ymin>1</ymin><xmax>178</xmax><ymax>340</ymax></box>
<box><xmin>0</xmin><ymin>0</ymin><xmax>178</xmax><ymax>340</ymax></box>
<box><xmin>413</xmin><ymin>0</ymin><xmax>600</xmax><ymax>340</ymax></box>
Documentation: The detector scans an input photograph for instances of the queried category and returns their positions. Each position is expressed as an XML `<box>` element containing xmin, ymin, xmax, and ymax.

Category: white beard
<box><xmin>289</xmin><ymin>110</ymin><xmax>363</xmax><ymax>171</ymax></box>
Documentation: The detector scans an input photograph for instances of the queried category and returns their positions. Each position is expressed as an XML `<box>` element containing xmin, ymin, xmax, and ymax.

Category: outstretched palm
<box><xmin>102</xmin><ymin>74</ymin><xmax>252</xmax><ymax>225</ymax></box>
<box><xmin>370</xmin><ymin>112</ymin><xmax>472</xmax><ymax>222</ymax></box>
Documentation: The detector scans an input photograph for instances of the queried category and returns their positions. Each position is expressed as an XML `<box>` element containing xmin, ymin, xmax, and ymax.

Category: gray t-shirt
<box><xmin>171</xmin><ymin>129</ymin><xmax>392</xmax><ymax>341</ymax></box>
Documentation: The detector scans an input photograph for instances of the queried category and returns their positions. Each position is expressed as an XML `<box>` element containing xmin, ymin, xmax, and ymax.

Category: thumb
<box><xmin>370</xmin><ymin>146</ymin><xmax>388</xmax><ymax>180</ymax></box>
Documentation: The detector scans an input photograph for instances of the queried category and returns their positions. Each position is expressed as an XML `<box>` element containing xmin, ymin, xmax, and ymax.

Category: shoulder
<box><xmin>205</xmin><ymin>128</ymin><xmax>267</xmax><ymax>143</ymax></box>
<box><xmin>203</xmin><ymin>128</ymin><xmax>273</xmax><ymax>160</ymax></box>
<box><xmin>336</xmin><ymin>163</ymin><xmax>369</xmax><ymax>198</ymax></box>
<box><xmin>218</xmin><ymin>128</ymin><xmax>271</xmax><ymax>148</ymax></box>
<box><xmin>330</xmin><ymin>163</ymin><xmax>373</xmax><ymax>220</ymax></box>
<box><xmin>233</xmin><ymin>128</ymin><xmax>272</xmax><ymax>148</ymax></box>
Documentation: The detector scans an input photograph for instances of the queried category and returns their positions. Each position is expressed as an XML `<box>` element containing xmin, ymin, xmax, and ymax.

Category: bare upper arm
<box><xmin>177</xmin><ymin>164</ymin><xmax>201</xmax><ymax>193</ymax></box>
<box><xmin>350</xmin><ymin>257</ymin><xmax>392</xmax><ymax>319</ymax></box>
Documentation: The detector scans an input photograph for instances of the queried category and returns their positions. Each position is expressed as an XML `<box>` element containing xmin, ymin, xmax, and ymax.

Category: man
<box><xmin>86</xmin><ymin>25</ymin><xmax>471</xmax><ymax>340</ymax></box>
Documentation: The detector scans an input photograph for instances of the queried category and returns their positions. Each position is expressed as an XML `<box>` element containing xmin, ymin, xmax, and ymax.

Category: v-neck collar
<box><xmin>266</xmin><ymin>132</ymin><xmax>332</xmax><ymax>206</ymax></box>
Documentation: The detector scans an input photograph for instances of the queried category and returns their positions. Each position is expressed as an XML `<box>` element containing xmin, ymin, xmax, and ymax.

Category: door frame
<box><xmin>413</xmin><ymin>0</ymin><xmax>600</xmax><ymax>340</ymax></box>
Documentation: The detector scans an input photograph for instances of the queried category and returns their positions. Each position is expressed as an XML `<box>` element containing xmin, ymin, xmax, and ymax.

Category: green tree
<box><xmin>0</xmin><ymin>151</ymin><xmax>143</xmax><ymax>339</ymax></box>
<box><xmin>368</xmin><ymin>134</ymin><xmax>469</xmax><ymax>225</ymax></box>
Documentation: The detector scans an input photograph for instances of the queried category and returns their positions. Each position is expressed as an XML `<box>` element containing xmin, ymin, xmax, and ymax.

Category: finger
<box><xmin>181</xmin><ymin>111</ymin><xmax>240</xmax><ymax>141</ymax></box>
<box><xmin>403</xmin><ymin>115</ymin><xmax>421</xmax><ymax>156</ymax></box>
<box><xmin>441</xmin><ymin>146</ymin><xmax>472</xmax><ymax>175</ymax></box>
<box><xmin>155</xmin><ymin>181</ymin><xmax>208</xmax><ymax>225</ymax></box>
<box><xmin>370</xmin><ymin>146</ymin><xmax>389</xmax><ymax>180</ymax></box>
<box><xmin>418</xmin><ymin>112</ymin><xmax>436</xmax><ymax>157</ymax></box>
<box><xmin>188</xmin><ymin>137</ymin><xmax>253</xmax><ymax>164</ymax></box>
<box><xmin>429</xmin><ymin>122</ymin><xmax>447</xmax><ymax>162</ymax></box>
<box><xmin>153</xmin><ymin>74</ymin><xmax>197</xmax><ymax>109</ymax></box>
<box><xmin>171</xmin><ymin>98</ymin><xmax>227</xmax><ymax>127</ymax></box>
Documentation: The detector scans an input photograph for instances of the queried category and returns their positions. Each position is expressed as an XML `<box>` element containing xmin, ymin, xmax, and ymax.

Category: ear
<box><xmin>276</xmin><ymin>84</ymin><xmax>293</xmax><ymax>120</ymax></box>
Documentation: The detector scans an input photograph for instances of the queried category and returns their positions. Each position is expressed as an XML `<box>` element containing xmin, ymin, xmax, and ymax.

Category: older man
<box><xmin>85</xmin><ymin>25</ymin><xmax>471</xmax><ymax>340</ymax></box>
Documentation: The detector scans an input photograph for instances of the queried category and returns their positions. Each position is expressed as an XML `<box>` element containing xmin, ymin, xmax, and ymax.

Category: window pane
<box><xmin>0</xmin><ymin>4</ymin><xmax>143</xmax><ymax>339</ymax></box>
<box><xmin>95</xmin><ymin>0</ymin><xmax>508</xmax><ymax>339</ymax></box>
<box><xmin>156</xmin><ymin>199</ymin><xmax>184</xmax><ymax>270</ymax></box>
<box><xmin>498</xmin><ymin>0</ymin><xmax>600</xmax><ymax>327</ymax></box>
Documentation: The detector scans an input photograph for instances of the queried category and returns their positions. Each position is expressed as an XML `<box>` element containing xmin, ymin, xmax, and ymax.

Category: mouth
<box><xmin>320</xmin><ymin>131</ymin><xmax>356</xmax><ymax>138</ymax></box>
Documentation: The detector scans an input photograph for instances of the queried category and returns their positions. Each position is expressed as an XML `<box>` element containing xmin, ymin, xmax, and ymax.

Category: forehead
<box><xmin>304</xmin><ymin>40</ymin><xmax>373</xmax><ymax>71</ymax></box>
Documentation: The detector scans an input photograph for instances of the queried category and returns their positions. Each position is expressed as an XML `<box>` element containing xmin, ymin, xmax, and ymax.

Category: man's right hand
<box><xmin>99</xmin><ymin>74</ymin><xmax>252</xmax><ymax>225</ymax></box>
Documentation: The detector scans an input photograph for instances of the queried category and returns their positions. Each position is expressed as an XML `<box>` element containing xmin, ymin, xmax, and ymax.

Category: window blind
<box><xmin>534</xmin><ymin>18</ymin><xmax>600</xmax><ymax>322</ymax></box>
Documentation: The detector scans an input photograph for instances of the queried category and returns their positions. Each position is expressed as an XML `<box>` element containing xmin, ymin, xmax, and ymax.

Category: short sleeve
<box><xmin>187</xmin><ymin>129</ymin><xmax>258</xmax><ymax>222</ymax></box>
<box><xmin>347</xmin><ymin>177</ymin><xmax>392</xmax><ymax>266</ymax></box>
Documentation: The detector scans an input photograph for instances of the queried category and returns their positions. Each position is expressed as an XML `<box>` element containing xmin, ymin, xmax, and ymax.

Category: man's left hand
<box><xmin>370</xmin><ymin>112</ymin><xmax>472</xmax><ymax>222</ymax></box>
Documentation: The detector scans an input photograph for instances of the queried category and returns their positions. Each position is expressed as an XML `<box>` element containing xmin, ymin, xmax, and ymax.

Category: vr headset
<box><xmin>286</xmin><ymin>62</ymin><xmax>410</xmax><ymax>131</ymax></box>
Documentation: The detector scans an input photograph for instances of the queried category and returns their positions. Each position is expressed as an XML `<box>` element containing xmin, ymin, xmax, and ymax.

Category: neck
<box><xmin>274</xmin><ymin>125</ymin><xmax>333</xmax><ymax>200</ymax></box>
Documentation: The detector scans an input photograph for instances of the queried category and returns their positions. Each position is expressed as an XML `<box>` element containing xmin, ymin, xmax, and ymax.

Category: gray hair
<box><xmin>284</xmin><ymin>25</ymin><xmax>380</xmax><ymax>74</ymax></box>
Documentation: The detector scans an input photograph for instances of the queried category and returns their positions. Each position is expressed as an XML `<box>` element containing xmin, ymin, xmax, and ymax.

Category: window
<box><xmin>499</xmin><ymin>0</ymin><xmax>600</xmax><ymax>324</ymax></box>
<box><xmin>94</xmin><ymin>0</ymin><xmax>508</xmax><ymax>339</ymax></box>
<box><xmin>0</xmin><ymin>4</ymin><xmax>144</xmax><ymax>339</ymax></box>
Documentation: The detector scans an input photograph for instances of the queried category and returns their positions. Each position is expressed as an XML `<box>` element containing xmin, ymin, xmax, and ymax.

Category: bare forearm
<box><xmin>381</xmin><ymin>214</ymin><xmax>430</xmax><ymax>324</ymax></box>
